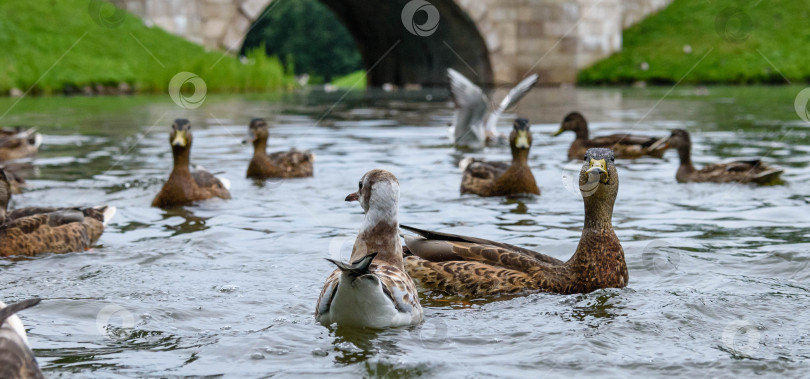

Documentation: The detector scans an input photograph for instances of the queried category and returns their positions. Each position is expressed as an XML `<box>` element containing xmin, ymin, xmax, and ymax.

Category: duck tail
<box><xmin>459</xmin><ymin>157</ymin><xmax>475</xmax><ymax>171</ymax></box>
<box><xmin>0</xmin><ymin>298</ymin><xmax>41</xmax><ymax>327</ymax></box>
<box><xmin>325</xmin><ymin>252</ymin><xmax>378</xmax><ymax>276</ymax></box>
<box><xmin>216</xmin><ymin>176</ymin><xmax>231</xmax><ymax>190</ymax></box>
<box><xmin>93</xmin><ymin>205</ymin><xmax>117</xmax><ymax>226</ymax></box>
<box><xmin>31</xmin><ymin>132</ymin><xmax>43</xmax><ymax>149</ymax></box>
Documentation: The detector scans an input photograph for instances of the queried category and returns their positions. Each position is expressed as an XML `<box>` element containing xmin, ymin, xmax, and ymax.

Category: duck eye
<box><xmin>583</xmin><ymin>155</ymin><xmax>588</xmax><ymax>161</ymax></box>
<box><xmin>358</xmin><ymin>181</ymin><xmax>363</xmax><ymax>190</ymax></box>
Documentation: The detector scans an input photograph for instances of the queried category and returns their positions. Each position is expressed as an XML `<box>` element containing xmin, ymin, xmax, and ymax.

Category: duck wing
<box><xmin>588</xmin><ymin>133</ymin><xmax>659</xmax><ymax>147</ymax></box>
<box><xmin>447</xmin><ymin>68</ymin><xmax>488</xmax><ymax>145</ymax></box>
<box><xmin>191</xmin><ymin>167</ymin><xmax>231</xmax><ymax>195</ymax></box>
<box><xmin>401</xmin><ymin>224</ymin><xmax>564</xmax><ymax>268</ymax></box>
<box><xmin>484</xmin><ymin>73</ymin><xmax>538</xmax><ymax>135</ymax></box>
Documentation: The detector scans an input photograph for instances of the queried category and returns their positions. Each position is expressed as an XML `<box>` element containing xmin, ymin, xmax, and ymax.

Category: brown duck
<box><xmin>0</xmin><ymin>128</ymin><xmax>42</xmax><ymax>161</ymax></box>
<box><xmin>403</xmin><ymin>148</ymin><xmax>627</xmax><ymax>298</ymax></box>
<box><xmin>0</xmin><ymin>299</ymin><xmax>44</xmax><ymax>379</ymax></box>
<box><xmin>0</xmin><ymin>169</ymin><xmax>115</xmax><ymax>257</ymax></box>
<box><xmin>152</xmin><ymin>119</ymin><xmax>231</xmax><ymax>208</ymax></box>
<box><xmin>660</xmin><ymin>129</ymin><xmax>784</xmax><ymax>184</ymax></box>
<box><xmin>553</xmin><ymin>112</ymin><xmax>668</xmax><ymax>160</ymax></box>
<box><xmin>460</xmin><ymin>118</ymin><xmax>540</xmax><ymax>197</ymax></box>
<box><xmin>0</xmin><ymin>166</ymin><xmax>26</xmax><ymax>194</ymax></box>
<box><xmin>245</xmin><ymin>118</ymin><xmax>314</xmax><ymax>179</ymax></box>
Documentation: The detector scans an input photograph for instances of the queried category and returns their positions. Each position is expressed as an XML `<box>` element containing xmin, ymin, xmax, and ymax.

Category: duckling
<box><xmin>403</xmin><ymin>148</ymin><xmax>627</xmax><ymax>298</ymax></box>
<box><xmin>661</xmin><ymin>129</ymin><xmax>784</xmax><ymax>184</ymax></box>
<box><xmin>447</xmin><ymin>68</ymin><xmax>538</xmax><ymax>148</ymax></box>
<box><xmin>152</xmin><ymin>119</ymin><xmax>231</xmax><ymax>208</ymax></box>
<box><xmin>459</xmin><ymin>118</ymin><xmax>540</xmax><ymax>197</ymax></box>
<box><xmin>244</xmin><ymin>118</ymin><xmax>314</xmax><ymax>179</ymax></box>
<box><xmin>0</xmin><ymin>169</ymin><xmax>115</xmax><ymax>257</ymax></box>
<box><xmin>316</xmin><ymin>169</ymin><xmax>423</xmax><ymax>328</ymax></box>
<box><xmin>0</xmin><ymin>299</ymin><xmax>44</xmax><ymax>379</ymax></box>
<box><xmin>0</xmin><ymin>128</ymin><xmax>42</xmax><ymax>161</ymax></box>
<box><xmin>553</xmin><ymin>112</ymin><xmax>668</xmax><ymax>160</ymax></box>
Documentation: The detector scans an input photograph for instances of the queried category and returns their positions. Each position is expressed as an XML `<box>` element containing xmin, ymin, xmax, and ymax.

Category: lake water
<box><xmin>1</xmin><ymin>86</ymin><xmax>809</xmax><ymax>377</ymax></box>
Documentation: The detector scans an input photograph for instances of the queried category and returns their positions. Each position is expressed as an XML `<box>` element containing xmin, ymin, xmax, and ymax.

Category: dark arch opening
<box><xmin>243</xmin><ymin>0</ymin><xmax>493</xmax><ymax>87</ymax></box>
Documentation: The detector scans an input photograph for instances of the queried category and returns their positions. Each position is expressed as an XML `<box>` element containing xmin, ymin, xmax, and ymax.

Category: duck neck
<box><xmin>574</xmin><ymin>124</ymin><xmax>589</xmax><ymax>140</ymax></box>
<box><xmin>677</xmin><ymin>144</ymin><xmax>695</xmax><ymax>172</ymax></box>
<box><xmin>352</xmin><ymin>207</ymin><xmax>402</xmax><ymax>268</ymax></box>
<box><xmin>171</xmin><ymin>146</ymin><xmax>192</xmax><ymax>177</ymax></box>
<box><xmin>568</xmin><ymin>192</ymin><xmax>618</xmax><ymax>265</ymax></box>
<box><xmin>252</xmin><ymin>137</ymin><xmax>268</xmax><ymax>157</ymax></box>
<box><xmin>511</xmin><ymin>148</ymin><xmax>530</xmax><ymax>167</ymax></box>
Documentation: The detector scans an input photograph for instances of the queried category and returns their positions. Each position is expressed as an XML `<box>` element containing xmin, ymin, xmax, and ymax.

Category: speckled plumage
<box><xmin>460</xmin><ymin>119</ymin><xmax>540</xmax><ymax>197</ymax></box>
<box><xmin>404</xmin><ymin>148</ymin><xmax>628</xmax><ymax>298</ymax></box>
<box><xmin>0</xmin><ymin>170</ymin><xmax>114</xmax><ymax>257</ymax></box>
<box><xmin>245</xmin><ymin>118</ymin><xmax>313</xmax><ymax>179</ymax></box>
<box><xmin>0</xmin><ymin>299</ymin><xmax>44</xmax><ymax>379</ymax></box>
<box><xmin>665</xmin><ymin>129</ymin><xmax>784</xmax><ymax>184</ymax></box>
<box><xmin>316</xmin><ymin>170</ymin><xmax>423</xmax><ymax>328</ymax></box>
<box><xmin>152</xmin><ymin>119</ymin><xmax>231</xmax><ymax>208</ymax></box>
<box><xmin>0</xmin><ymin>128</ymin><xmax>41</xmax><ymax>162</ymax></box>
<box><xmin>554</xmin><ymin>112</ymin><xmax>668</xmax><ymax>160</ymax></box>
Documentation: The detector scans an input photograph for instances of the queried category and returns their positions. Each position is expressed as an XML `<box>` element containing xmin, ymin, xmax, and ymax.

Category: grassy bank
<box><xmin>0</xmin><ymin>0</ymin><xmax>293</xmax><ymax>95</ymax></box>
<box><xmin>579</xmin><ymin>0</ymin><xmax>810</xmax><ymax>84</ymax></box>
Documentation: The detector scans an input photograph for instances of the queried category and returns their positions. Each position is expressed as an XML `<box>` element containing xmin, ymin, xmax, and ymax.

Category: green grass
<box><xmin>0</xmin><ymin>0</ymin><xmax>294</xmax><ymax>95</ymax></box>
<box><xmin>579</xmin><ymin>0</ymin><xmax>810</xmax><ymax>84</ymax></box>
<box><xmin>331</xmin><ymin>70</ymin><xmax>367</xmax><ymax>89</ymax></box>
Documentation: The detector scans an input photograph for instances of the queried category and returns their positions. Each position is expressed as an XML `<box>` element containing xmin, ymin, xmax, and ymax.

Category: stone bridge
<box><xmin>120</xmin><ymin>0</ymin><xmax>671</xmax><ymax>86</ymax></box>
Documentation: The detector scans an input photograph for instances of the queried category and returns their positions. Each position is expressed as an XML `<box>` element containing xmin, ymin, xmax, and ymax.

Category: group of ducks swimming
<box><xmin>0</xmin><ymin>69</ymin><xmax>786</xmax><ymax>377</ymax></box>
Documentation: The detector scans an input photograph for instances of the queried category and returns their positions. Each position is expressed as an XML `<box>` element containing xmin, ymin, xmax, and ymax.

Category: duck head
<box><xmin>170</xmin><ymin>119</ymin><xmax>193</xmax><ymax>149</ymax></box>
<box><xmin>244</xmin><ymin>118</ymin><xmax>270</xmax><ymax>149</ymax></box>
<box><xmin>553</xmin><ymin>111</ymin><xmax>588</xmax><ymax>139</ymax></box>
<box><xmin>510</xmin><ymin>118</ymin><xmax>532</xmax><ymax>161</ymax></box>
<box><xmin>653</xmin><ymin>129</ymin><xmax>692</xmax><ymax>166</ymax></box>
<box><xmin>579</xmin><ymin>148</ymin><xmax>618</xmax><ymax>227</ymax></box>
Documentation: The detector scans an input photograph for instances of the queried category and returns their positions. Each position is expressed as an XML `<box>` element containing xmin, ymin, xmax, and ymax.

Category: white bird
<box><xmin>0</xmin><ymin>299</ymin><xmax>44</xmax><ymax>379</ymax></box>
<box><xmin>315</xmin><ymin>169</ymin><xmax>423</xmax><ymax>328</ymax></box>
<box><xmin>447</xmin><ymin>68</ymin><xmax>539</xmax><ymax>148</ymax></box>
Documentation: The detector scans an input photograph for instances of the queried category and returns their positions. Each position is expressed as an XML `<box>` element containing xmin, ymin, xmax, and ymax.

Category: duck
<box><xmin>0</xmin><ymin>166</ymin><xmax>26</xmax><ymax>194</ymax></box>
<box><xmin>553</xmin><ymin>112</ymin><xmax>668</xmax><ymax>160</ymax></box>
<box><xmin>152</xmin><ymin>119</ymin><xmax>231</xmax><ymax>208</ymax></box>
<box><xmin>0</xmin><ymin>169</ymin><xmax>116</xmax><ymax>257</ymax></box>
<box><xmin>244</xmin><ymin>118</ymin><xmax>314</xmax><ymax>179</ymax></box>
<box><xmin>316</xmin><ymin>169</ymin><xmax>423</xmax><ymax>328</ymax></box>
<box><xmin>659</xmin><ymin>129</ymin><xmax>784</xmax><ymax>184</ymax></box>
<box><xmin>459</xmin><ymin>118</ymin><xmax>540</xmax><ymax>197</ymax></box>
<box><xmin>402</xmin><ymin>148</ymin><xmax>627</xmax><ymax>298</ymax></box>
<box><xmin>0</xmin><ymin>298</ymin><xmax>44</xmax><ymax>379</ymax></box>
<box><xmin>447</xmin><ymin>68</ymin><xmax>538</xmax><ymax>148</ymax></box>
<box><xmin>0</xmin><ymin>128</ymin><xmax>41</xmax><ymax>162</ymax></box>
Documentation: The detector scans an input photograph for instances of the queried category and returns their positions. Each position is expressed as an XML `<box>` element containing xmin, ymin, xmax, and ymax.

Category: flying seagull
<box><xmin>447</xmin><ymin>68</ymin><xmax>539</xmax><ymax>148</ymax></box>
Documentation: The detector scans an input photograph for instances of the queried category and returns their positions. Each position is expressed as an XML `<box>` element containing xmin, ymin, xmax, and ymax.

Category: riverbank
<box><xmin>579</xmin><ymin>0</ymin><xmax>807</xmax><ymax>85</ymax></box>
<box><xmin>0</xmin><ymin>0</ymin><xmax>293</xmax><ymax>96</ymax></box>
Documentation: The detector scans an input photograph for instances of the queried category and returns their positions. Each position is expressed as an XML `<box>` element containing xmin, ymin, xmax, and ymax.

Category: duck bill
<box><xmin>345</xmin><ymin>192</ymin><xmax>359</xmax><ymax>202</ymax></box>
<box><xmin>586</xmin><ymin>158</ymin><xmax>609</xmax><ymax>184</ymax></box>
<box><xmin>515</xmin><ymin>131</ymin><xmax>530</xmax><ymax>149</ymax></box>
<box><xmin>552</xmin><ymin>126</ymin><xmax>565</xmax><ymax>137</ymax></box>
<box><xmin>171</xmin><ymin>131</ymin><xmax>188</xmax><ymax>147</ymax></box>
<box><xmin>242</xmin><ymin>132</ymin><xmax>257</xmax><ymax>145</ymax></box>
